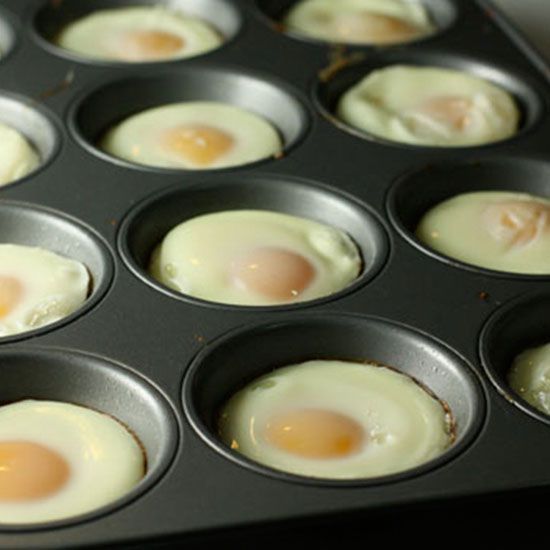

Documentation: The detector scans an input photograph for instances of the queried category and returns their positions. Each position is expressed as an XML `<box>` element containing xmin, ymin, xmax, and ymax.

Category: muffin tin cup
<box><xmin>117</xmin><ymin>174</ymin><xmax>389</xmax><ymax>310</ymax></box>
<box><xmin>32</xmin><ymin>0</ymin><xmax>243</xmax><ymax>66</ymax></box>
<box><xmin>480</xmin><ymin>291</ymin><xmax>550</xmax><ymax>426</ymax></box>
<box><xmin>313</xmin><ymin>49</ymin><xmax>544</xmax><ymax>149</ymax></box>
<box><xmin>183</xmin><ymin>313</ymin><xmax>485</xmax><ymax>486</ymax></box>
<box><xmin>0</xmin><ymin>92</ymin><xmax>60</xmax><ymax>188</ymax></box>
<box><xmin>386</xmin><ymin>157</ymin><xmax>550</xmax><ymax>279</ymax></box>
<box><xmin>69</xmin><ymin>67</ymin><xmax>310</xmax><ymax>174</ymax></box>
<box><xmin>0</xmin><ymin>200</ymin><xmax>114</xmax><ymax>344</ymax></box>
<box><xmin>255</xmin><ymin>0</ymin><xmax>458</xmax><ymax>49</ymax></box>
<box><xmin>0</xmin><ymin>347</ymin><xmax>178</xmax><ymax>532</ymax></box>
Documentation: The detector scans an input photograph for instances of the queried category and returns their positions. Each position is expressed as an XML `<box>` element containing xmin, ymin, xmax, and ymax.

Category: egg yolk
<box><xmin>0</xmin><ymin>441</ymin><xmax>70</xmax><ymax>501</ymax></box>
<box><xmin>265</xmin><ymin>408</ymin><xmax>365</xmax><ymax>459</ymax></box>
<box><xmin>231</xmin><ymin>247</ymin><xmax>315</xmax><ymax>301</ymax></box>
<box><xmin>118</xmin><ymin>30</ymin><xmax>185</xmax><ymax>61</ymax></box>
<box><xmin>412</xmin><ymin>96</ymin><xmax>473</xmax><ymax>131</ymax></box>
<box><xmin>483</xmin><ymin>200</ymin><xmax>550</xmax><ymax>248</ymax></box>
<box><xmin>0</xmin><ymin>276</ymin><xmax>22</xmax><ymax>319</ymax></box>
<box><xmin>162</xmin><ymin>125</ymin><xmax>234</xmax><ymax>166</ymax></box>
<box><xmin>327</xmin><ymin>12</ymin><xmax>421</xmax><ymax>44</ymax></box>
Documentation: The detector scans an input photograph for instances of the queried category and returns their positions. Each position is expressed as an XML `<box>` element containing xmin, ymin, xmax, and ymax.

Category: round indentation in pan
<box><xmin>255</xmin><ymin>0</ymin><xmax>456</xmax><ymax>47</ymax></box>
<box><xmin>314</xmin><ymin>51</ymin><xmax>542</xmax><ymax>149</ymax></box>
<box><xmin>70</xmin><ymin>68</ymin><xmax>309</xmax><ymax>172</ymax></box>
<box><xmin>183</xmin><ymin>314</ymin><xmax>484</xmax><ymax>485</ymax></box>
<box><xmin>118</xmin><ymin>175</ymin><xmax>388</xmax><ymax>310</ymax></box>
<box><xmin>480</xmin><ymin>292</ymin><xmax>550</xmax><ymax>426</ymax></box>
<box><xmin>0</xmin><ymin>347</ymin><xmax>178</xmax><ymax>529</ymax></box>
<box><xmin>0</xmin><ymin>93</ymin><xmax>60</xmax><ymax>188</ymax></box>
<box><xmin>387</xmin><ymin>157</ymin><xmax>550</xmax><ymax>278</ymax></box>
<box><xmin>0</xmin><ymin>201</ymin><xmax>113</xmax><ymax>343</ymax></box>
<box><xmin>33</xmin><ymin>0</ymin><xmax>241</xmax><ymax>65</ymax></box>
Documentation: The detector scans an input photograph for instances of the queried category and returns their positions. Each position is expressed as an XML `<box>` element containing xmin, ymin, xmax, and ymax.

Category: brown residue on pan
<box><xmin>37</xmin><ymin>71</ymin><xmax>75</xmax><ymax>101</ymax></box>
<box><xmin>318</xmin><ymin>47</ymin><xmax>365</xmax><ymax>83</ymax></box>
<box><xmin>193</xmin><ymin>334</ymin><xmax>205</xmax><ymax>344</ymax></box>
<box><xmin>478</xmin><ymin>291</ymin><xmax>489</xmax><ymax>301</ymax></box>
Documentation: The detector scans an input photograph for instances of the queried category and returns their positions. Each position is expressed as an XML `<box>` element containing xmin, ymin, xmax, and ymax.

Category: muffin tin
<box><xmin>2</xmin><ymin>0</ymin><xmax>550</xmax><ymax>546</ymax></box>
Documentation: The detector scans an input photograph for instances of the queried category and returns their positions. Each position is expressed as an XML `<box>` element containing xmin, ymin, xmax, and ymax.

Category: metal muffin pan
<box><xmin>1</xmin><ymin>0</ymin><xmax>550</xmax><ymax>545</ymax></box>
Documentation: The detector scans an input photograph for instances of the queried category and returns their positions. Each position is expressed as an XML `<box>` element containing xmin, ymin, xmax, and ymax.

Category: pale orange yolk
<box><xmin>265</xmin><ymin>409</ymin><xmax>365</xmax><ymax>459</ymax></box>
<box><xmin>162</xmin><ymin>125</ymin><xmax>234</xmax><ymax>166</ymax></box>
<box><xmin>231</xmin><ymin>247</ymin><xmax>315</xmax><ymax>301</ymax></box>
<box><xmin>331</xmin><ymin>12</ymin><xmax>421</xmax><ymax>44</ymax></box>
<box><xmin>0</xmin><ymin>441</ymin><xmax>70</xmax><ymax>501</ymax></box>
<box><xmin>483</xmin><ymin>200</ymin><xmax>550</xmax><ymax>248</ymax></box>
<box><xmin>0</xmin><ymin>276</ymin><xmax>22</xmax><ymax>319</ymax></box>
<box><xmin>118</xmin><ymin>30</ymin><xmax>185</xmax><ymax>61</ymax></box>
<box><xmin>414</xmin><ymin>96</ymin><xmax>473</xmax><ymax>131</ymax></box>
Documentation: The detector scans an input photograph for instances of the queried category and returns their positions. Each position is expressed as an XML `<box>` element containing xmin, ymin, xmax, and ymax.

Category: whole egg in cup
<box><xmin>0</xmin><ymin>244</ymin><xmax>90</xmax><ymax>337</ymax></box>
<box><xmin>0</xmin><ymin>399</ymin><xmax>145</xmax><ymax>524</ymax></box>
<box><xmin>336</xmin><ymin>65</ymin><xmax>520</xmax><ymax>147</ymax></box>
<box><xmin>416</xmin><ymin>191</ymin><xmax>550</xmax><ymax>274</ymax></box>
<box><xmin>284</xmin><ymin>0</ymin><xmax>434</xmax><ymax>45</ymax></box>
<box><xmin>55</xmin><ymin>6</ymin><xmax>223</xmax><ymax>63</ymax></box>
<box><xmin>149</xmin><ymin>210</ymin><xmax>362</xmax><ymax>306</ymax></box>
<box><xmin>219</xmin><ymin>359</ymin><xmax>453</xmax><ymax>479</ymax></box>
<box><xmin>100</xmin><ymin>102</ymin><xmax>283</xmax><ymax>170</ymax></box>
<box><xmin>0</xmin><ymin>121</ymin><xmax>40</xmax><ymax>186</ymax></box>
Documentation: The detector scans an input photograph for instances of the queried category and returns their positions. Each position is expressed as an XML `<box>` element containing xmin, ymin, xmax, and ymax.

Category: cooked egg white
<box><xmin>0</xmin><ymin>400</ymin><xmax>145</xmax><ymax>524</ymax></box>
<box><xmin>284</xmin><ymin>0</ymin><xmax>434</xmax><ymax>45</ymax></box>
<box><xmin>509</xmin><ymin>343</ymin><xmax>550</xmax><ymax>416</ymax></box>
<box><xmin>219</xmin><ymin>359</ymin><xmax>452</xmax><ymax>479</ymax></box>
<box><xmin>337</xmin><ymin>65</ymin><xmax>519</xmax><ymax>147</ymax></box>
<box><xmin>416</xmin><ymin>191</ymin><xmax>550</xmax><ymax>274</ymax></box>
<box><xmin>0</xmin><ymin>122</ymin><xmax>40</xmax><ymax>186</ymax></box>
<box><xmin>100</xmin><ymin>102</ymin><xmax>282</xmax><ymax>170</ymax></box>
<box><xmin>149</xmin><ymin>210</ymin><xmax>362</xmax><ymax>306</ymax></box>
<box><xmin>0</xmin><ymin>244</ymin><xmax>90</xmax><ymax>337</ymax></box>
<box><xmin>56</xmin><ymin>6</ymin><xmax>222</xmax><ymax>62</ymax></box>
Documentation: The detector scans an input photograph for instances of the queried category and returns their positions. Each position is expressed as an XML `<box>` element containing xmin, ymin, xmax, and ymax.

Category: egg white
<box><xmin>56</xmin><ymin>6</ymin><xmax>222</xmax><ymax>62</ymax></box>
<box><xmin>284</xmin><ymin>0</ymin><xmax>433</xmax><ymax>44</ymax></box>
<box><xmin>149</xmin><ymin>210</ymin><xmax>362</xmax><ymax>306</ymax></box>
<box><xmin>336</xmin><ymin>65</ymin><xmax>519</xmax><ymax>147</ymax></box>
<box><xmin>100</xmin><ymin>102</ymin><xmax>282</xmax><ymax>170</ymax></box>
<box><xmin>416</xmin><ymin>191</ymin><xmax>550</xmax><ymax>274</ymax></box>
<box><xmin>0</xmin><ymin>400</ymin><xmax>144</xmax><ymax>524</ymax></box>
<box><xmin>0</xmin><ymin>122</ymin><xmax>40</xmax><ymax>186</ymax></box>
<box><xmin>219</xmin><ymin>360</ymin><xmax>452</xmax><ymax>479</ymax></box>
<box><xmin>509</xmin><ymin>343</ymin><xmax>550</xmax><ymax>416</ymax></box>
<box><xmin>0</xmin><ymin>244</ymin><xmax>90</xmax><ymax>337</ymax></box>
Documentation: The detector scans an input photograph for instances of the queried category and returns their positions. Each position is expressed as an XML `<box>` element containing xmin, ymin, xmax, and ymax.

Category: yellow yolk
<box><xmin>231</xmin><ymin>247</ymin><xmax>315</xmax><ymax>300</ymax></box>
<box><xmin>330</xmin><ymin>12</ymin><xmax>421</xmax><ymax>44</ymax></box>
<box><xmin>265</xmin><ymin>408</ymin><xmax>365</xmax><ymax>458</ymax></box>
<box><xmin>162</xmin><ymin>125</ymin><xmax>234</xmax><ymax>166</ymax></box>
<box><xmin>483</xmin><ymin>200</ymin><xmax>550</xmax><ymax>248</ymax></box>
<box><xmin>118</xmin><ymin>30</ymin><xmax>185</xmax><ymax>61</ymax></box>
<box><xmin>414</xmin><ymin>96</ymin><xmax>473</xmax><ymax>131</ymax></box>
<box><xmin>0</xmin><ymin>276</ymin><xmax>22</xmax><ymax>319</ymax></box>
<box><xmin>0</xmin><ymin>441</ymin><xmax>70</xmax><ymax>501</ymax></box>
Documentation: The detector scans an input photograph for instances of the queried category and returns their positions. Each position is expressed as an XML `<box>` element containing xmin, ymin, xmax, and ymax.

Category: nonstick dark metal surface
<box><xmin>1</xmin><ymin>0</ymin><xmax>550</xmax><ymax>546</ymax></box>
